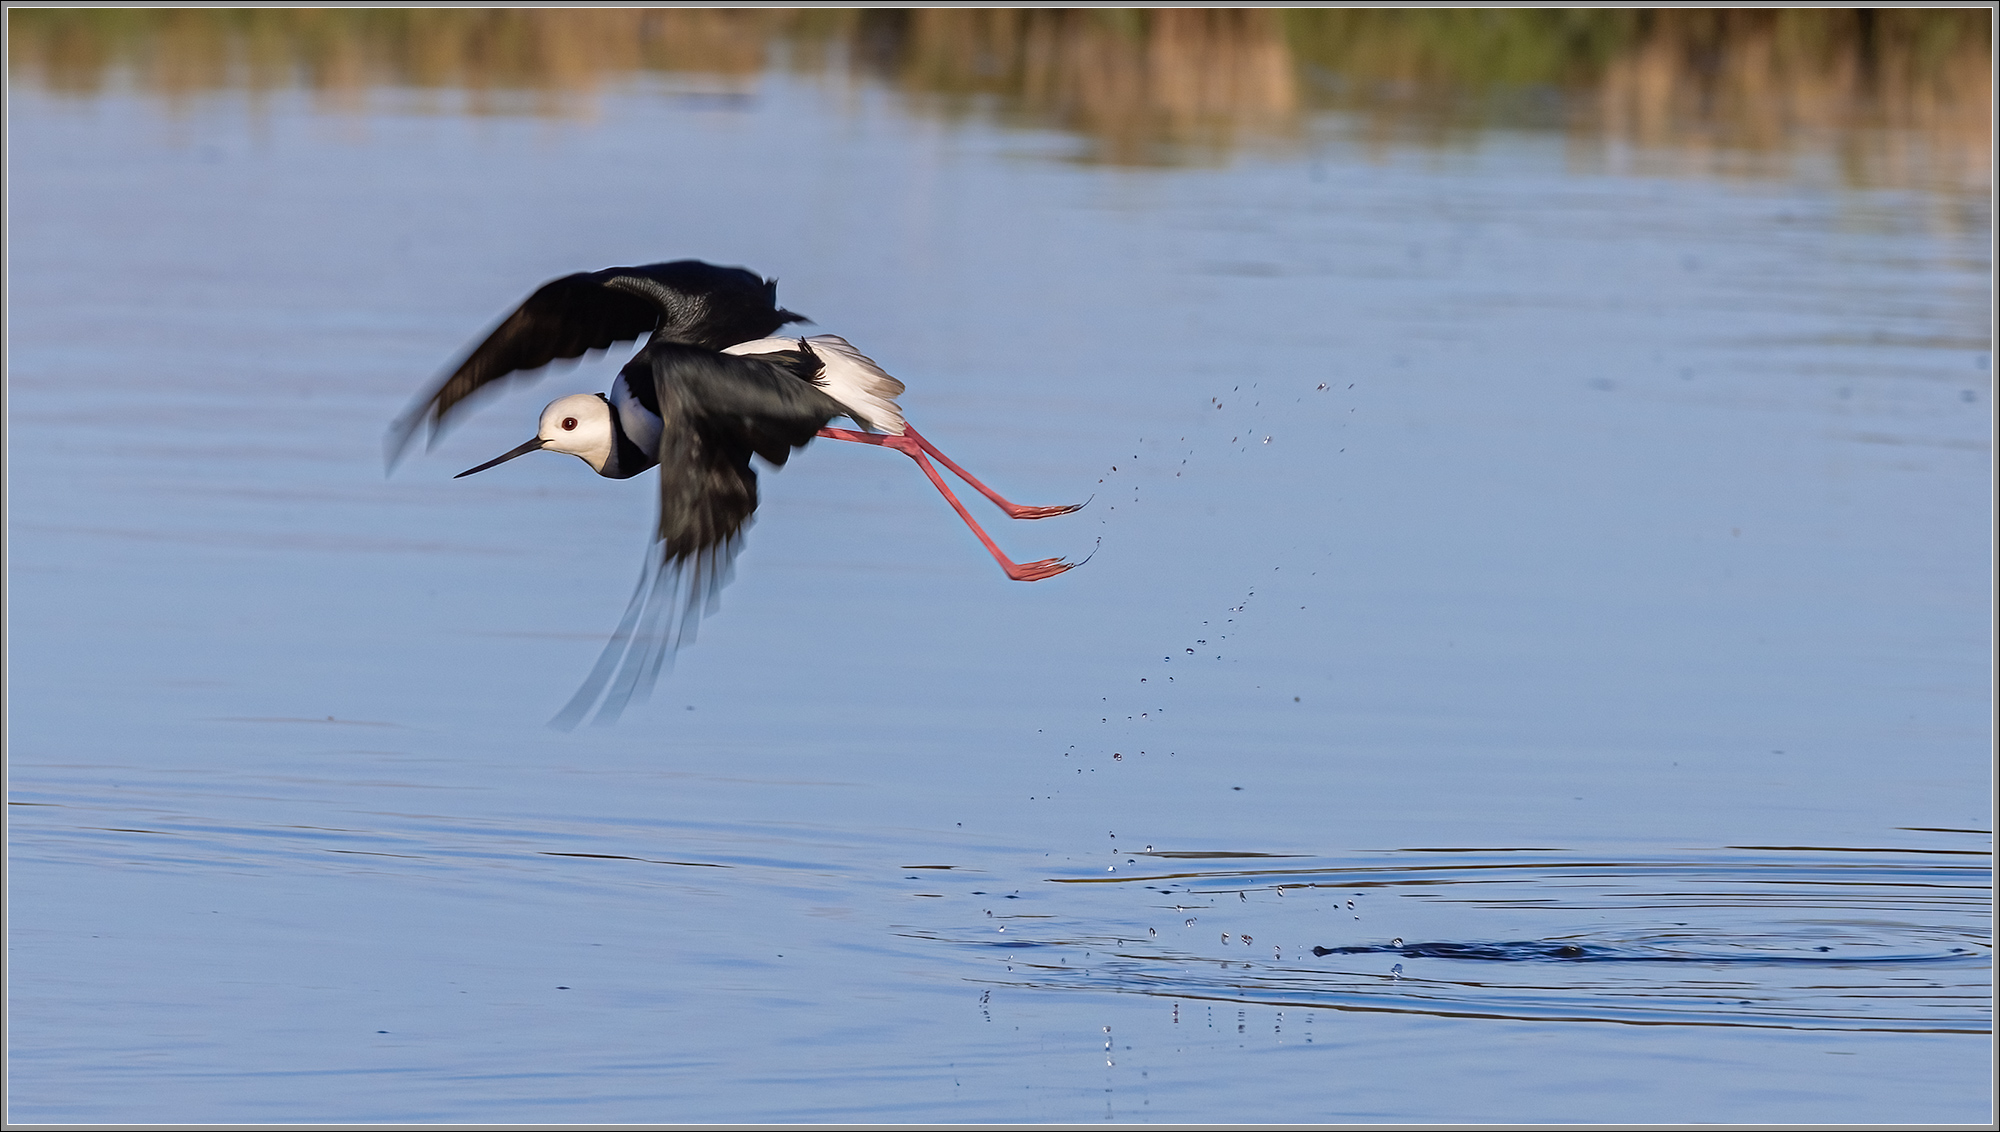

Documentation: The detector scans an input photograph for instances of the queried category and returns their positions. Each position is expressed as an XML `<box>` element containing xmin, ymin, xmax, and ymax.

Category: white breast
<box><xmin>609</xmin><ymin>372</ymin><xmax>663</xmax><ymax>455</ymax></box>
<box><xmin>725</xmin><ymin>335</ymin><xmax>908</xmax><ymax>435</ymax></box>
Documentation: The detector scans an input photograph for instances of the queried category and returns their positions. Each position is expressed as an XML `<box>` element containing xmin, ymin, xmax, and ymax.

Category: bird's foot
<box><xmin>999</xmin><ymin>501</ymin><xmax>1086</xmax><ymax>520</ymax></box>
<box><xmin>1004</xmin><ymin>557</ymin><xmax>1076</xmax><ymax>582</ymax></box>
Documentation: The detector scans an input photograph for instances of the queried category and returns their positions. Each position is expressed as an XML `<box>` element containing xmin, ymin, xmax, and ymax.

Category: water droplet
<box><xmin>1392</xmin><ymin>938</ymin><xmax>1403</xmax><ymax>947</ymax></box>
<box><xmin>1390</xmin><ymin>963</ymin><xmax>1403</xmax><ymax>978</ymax></box>
<box><xmin>1185</xmin><ymin>918</ymin><xmax>1196</xmax><ymax>928</ymax></box>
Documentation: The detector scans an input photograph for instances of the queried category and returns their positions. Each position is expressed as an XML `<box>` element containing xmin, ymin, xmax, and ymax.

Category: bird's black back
<box><xmin>604</xmin><ymin>261</ymin><xmax>805</xmax><ymax>351</ymax></box>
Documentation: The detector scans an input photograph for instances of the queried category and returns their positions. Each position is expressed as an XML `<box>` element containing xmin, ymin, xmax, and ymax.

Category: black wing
<box><xmin>387</xmin><ymin>261</ymin><xmax>807</xmax><ymax>467</ymax></box>
<box><xmin>549</xmin><ymin>342</ymin><xmax>841</xmax><ymax>728</ymax></box>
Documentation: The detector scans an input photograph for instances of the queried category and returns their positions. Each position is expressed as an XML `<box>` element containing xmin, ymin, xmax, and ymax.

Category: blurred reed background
<box><xmin>8</xmin><ymin>8</ymin><xmax>1991</xmax><ymax>190</ymax></box>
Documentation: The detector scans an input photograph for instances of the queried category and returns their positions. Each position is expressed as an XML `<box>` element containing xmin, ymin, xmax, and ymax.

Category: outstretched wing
<box><xmin>386</xmin><ymin>261</ymin><xmax>808</xmax><ymax>467</ymax></box>
<box><xmin>549</xmin><ymin>342</ymin><xmax>843</xmax><ymax>728</ymax></box>
<box><xmin>387</xmin><ymin>270</ymin><xmax>657</xmax><ymax>466</ymax></box>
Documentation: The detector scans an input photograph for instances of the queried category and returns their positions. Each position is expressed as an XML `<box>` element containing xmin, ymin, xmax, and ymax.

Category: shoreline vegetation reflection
<box><xmin>9</xmin><ymin>7</ymin><xmax>1991</xmax><ymax>192</ymax></box>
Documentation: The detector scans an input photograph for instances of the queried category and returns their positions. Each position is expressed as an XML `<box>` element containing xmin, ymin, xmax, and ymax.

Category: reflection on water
<box><xmin>924</xmin><ymin>847</ymin><xmax>1992</xmax><ymax>1034</ymax></box>
<box><xmin>8</xmin><ymin>7</ymin><xmax>1989</xmax><ymax>185</ymax></box>
<box><xmin>1294</xmin><ymin>9</ymin><xmax>1992</xmax><ymax>191</ymax></box>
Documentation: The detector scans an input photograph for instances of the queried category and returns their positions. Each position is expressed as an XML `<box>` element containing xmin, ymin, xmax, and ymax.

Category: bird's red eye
<box><xmin>561</xmin><ymin>417</ymin><xmax>578</xmax><ymax>431</ymax></box>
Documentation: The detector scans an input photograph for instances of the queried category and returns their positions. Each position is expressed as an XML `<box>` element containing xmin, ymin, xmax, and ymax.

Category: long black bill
<box><xmin>455</xmin><ymin>437</ymin><xmax>545</xmax><ymax>478</ymax></box>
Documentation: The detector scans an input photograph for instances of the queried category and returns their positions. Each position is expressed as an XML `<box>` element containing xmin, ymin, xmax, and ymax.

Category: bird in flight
<box><xmin>388</xmin><ymin>260</ymin><xmax>1083</xmax><ymax>726</ymax></box>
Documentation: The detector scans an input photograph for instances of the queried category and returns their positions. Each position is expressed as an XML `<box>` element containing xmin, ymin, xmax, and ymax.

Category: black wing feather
<box><xmin>387</xmin><ymin>271</ymin><xmax>658</xmax><ymax>464</ymax></box>
<box><xmin>549</xmin><ymin>342</ymin><xmax>841</xmax><ymax>728</ymax></box>
<box><xmin>652</xmin><ymin>342</ymin><xmax>840</xmax><ymax>560</ymax></box>
<box><xmin>602</xmin><ymin>262</ymin><xmax>808</xmax><ymax>351</ymax></box>
<box><xmin>386</xmin><ymin>261</ymin><xmax>808</xmax><ymax>467</ymax></box>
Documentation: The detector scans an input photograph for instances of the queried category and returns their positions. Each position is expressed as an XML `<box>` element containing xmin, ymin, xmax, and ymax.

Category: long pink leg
<box><xmin>816</xmin><ymin>428</ymin><xmax>1074</xmax><ymax>581</ymax></box>
<box><xmin>899</xmin><ymin>425</ymin><xmax>1084</xmax><ymax>519</ymax></box>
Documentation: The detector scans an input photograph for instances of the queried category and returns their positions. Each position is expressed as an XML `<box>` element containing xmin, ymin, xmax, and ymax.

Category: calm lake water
<box><xmin>8</xmin><ymin>58</ymin><xmax>1991</xmax><ymax>1123</ymax></box>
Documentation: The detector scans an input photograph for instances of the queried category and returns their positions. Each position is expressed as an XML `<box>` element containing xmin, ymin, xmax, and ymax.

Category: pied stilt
<box><xmin>388</xmin><ymin>260</ymin><xmax>1083</xmax><ymax>725</ymax></box>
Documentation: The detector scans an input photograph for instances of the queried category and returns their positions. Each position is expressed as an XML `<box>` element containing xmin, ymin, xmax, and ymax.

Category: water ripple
<box><xmin>914</xmin><ymin>847</ymin><xmax>1992</xmax><ymax>1034</ymax></box>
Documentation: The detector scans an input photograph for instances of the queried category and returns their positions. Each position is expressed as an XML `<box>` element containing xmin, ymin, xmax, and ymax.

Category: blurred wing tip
<box><xmin>548</xmin><ymin>538</ymin><xmax>743</xmax><ymax>729</ymax></box>
<box><xmin>382</xmin><ymin>405</ymin><xmax>449</xmax><ymax>473</ymax></box>
<box><xmin>382</xmin><ymin>415</ymin><xmax>423</xmax><ymax>472</ymax></box>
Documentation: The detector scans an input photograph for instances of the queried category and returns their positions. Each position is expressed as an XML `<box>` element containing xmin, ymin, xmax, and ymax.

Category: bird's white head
<box><xmin>455</xmin><ymin>393</ymin><xmax>615</xmax><ymax>479</ymax></box>
<box><xmin>535</xmin><ymin>394</ymin><xmax>615</xmax><ymax>471</ymax></box>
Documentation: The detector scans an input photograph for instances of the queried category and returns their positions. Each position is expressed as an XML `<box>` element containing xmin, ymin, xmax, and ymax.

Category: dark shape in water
<box><xmin>1311</xmin><ymin>940</ymin><xmax>1977</xmax><ymax>964</ymax></box>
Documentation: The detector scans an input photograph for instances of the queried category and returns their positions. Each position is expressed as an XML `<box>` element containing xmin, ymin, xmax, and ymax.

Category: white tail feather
<box><xmin>726</xmin><ymin>335</ymin><xmax>907</xmax><ymax>435</ymax></box>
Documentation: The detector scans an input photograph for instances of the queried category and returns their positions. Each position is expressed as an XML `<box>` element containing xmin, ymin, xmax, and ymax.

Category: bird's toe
<box><xmin>1006</xmin><ymin>557</ymin><xmax>1076</xmax><ymax>582</ymax></box>
<box><xmin>1003</xmin><ymin>502</ymin><xmax>1086</xmax><ymax>520</ymax></box>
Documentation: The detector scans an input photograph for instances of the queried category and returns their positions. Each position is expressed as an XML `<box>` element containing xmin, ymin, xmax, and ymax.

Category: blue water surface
<box><xmin>7</xmin><ymin>70</ymin><xmax>1991</xmax><ymax>1123</ymax></box>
